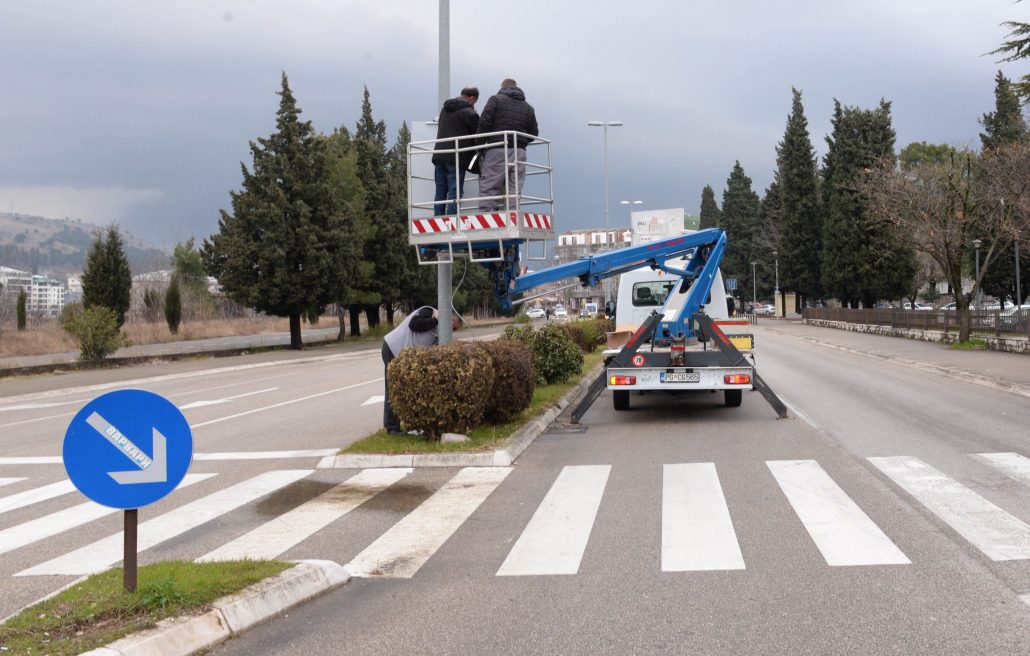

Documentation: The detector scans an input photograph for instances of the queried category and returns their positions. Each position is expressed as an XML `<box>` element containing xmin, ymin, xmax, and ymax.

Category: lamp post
<box><xmin>973</xmin><ymin>238</ymin><xmax>982</xmax><ymax>312</ymax></box>
<box><xmin>751</xmin><ymin>261</ymin><xmax>757</xmax><ymax>307</ymax></box>
<box><xmin>1016</xmin><ymin>231</ymin><xmax>1022</xmax><ymax>310</ymax></box>
<box><xmin>587</xmin><ymin>121</ymin><xmax>623</xmax><ymax>245</ymax></box>
<box><xmin>773</xmin><ymin>250</ymin><xmax>779</xmax><ymax>317</ymax></box>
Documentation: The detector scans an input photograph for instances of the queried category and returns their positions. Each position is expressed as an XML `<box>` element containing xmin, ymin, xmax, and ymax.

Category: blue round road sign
<box><xmin>63</xmin><ymin>389</ymin><xmax>193</xmax><ymax>509</ymax></box>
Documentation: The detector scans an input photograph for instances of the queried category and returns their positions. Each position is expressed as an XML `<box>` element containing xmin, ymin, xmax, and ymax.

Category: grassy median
<box><xmin>345</xmin><ymin>351</ymin><xmax>604</xmax><ymax>454</ymax></box>
<box><xmin>0</xmin><ymin>560</ymin><xmax>292</xmax><ymax>656</ymax></box>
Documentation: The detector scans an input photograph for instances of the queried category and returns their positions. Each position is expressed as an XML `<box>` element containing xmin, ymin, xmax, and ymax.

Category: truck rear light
<box><xmin>724</xmin><ymin>374</ymin><xmax>751</xmax><ymax>385</ymax></box>
<box><xmin>609</xmin><ymin>375</ymin><xmax>636</xmax><ymax>386</ymax></box>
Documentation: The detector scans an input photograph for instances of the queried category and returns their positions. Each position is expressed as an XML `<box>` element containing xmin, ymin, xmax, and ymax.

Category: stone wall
<box><xmin>803</xmin><ymin>319</ymin><xmax>1030</xmax><ymax>355</ymax></box>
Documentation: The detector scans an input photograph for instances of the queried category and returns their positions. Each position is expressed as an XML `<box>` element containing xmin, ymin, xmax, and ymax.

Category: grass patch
<box><xmin>950</xmin><ymin>338</ymin><xmax>989</xmax><ymax>350</ymax></box>
<box><xmin>0</xmin><ymin>560</ymin><xmax>291</xmax><ymax>656</ymax></box>
<box><xmin>344</xmin><ymin>350</ymin><xmax>605</xmax><ymax>454</ymax></box>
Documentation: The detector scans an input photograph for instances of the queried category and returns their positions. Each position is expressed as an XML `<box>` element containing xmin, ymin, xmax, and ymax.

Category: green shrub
<box><xmin>478</xmin><ymin>340</ymin><xmax>535</xmax><ymax>423</ymax></box>
<box><xmin>388</xmin><ymin>342</ymin><xmax>495</xmax><ymax>438</ymax></box>
<box><xmin>60</xmin><ymin>302</ymin><xmax>84</xmax><ymax>331</ymax></box>
<box><xmin>501</xmin><ymin>323</ymin><xmax>535</xmax><ymax>345</ymax></box>
<box><xmin>513</xmin><ymin>307</ymin><xmax>531</xmax><ymax>324</ymax></box>
<box><xmin>63</xmin><ymin>305</ymin><xmax>126</xmax><ymax>361</ymax></box>
<box><xmin>533</xmin><ymin>324</ymin><xmax>584</xmax><ymax>384</ymax></box>
<box><xmin>580</xmin><ymin>319</ymin><xmax>604</xmax><ymax>350</ymax></box>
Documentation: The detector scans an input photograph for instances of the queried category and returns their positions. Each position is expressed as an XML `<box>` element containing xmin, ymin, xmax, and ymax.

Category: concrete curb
<box><xmin>767</xmin><ymin>326</ymin><xmax>1030</xmax><ymax>401</ymax></box>
<box><xmin>318</xmin><ymin>361</ymin><xmax>605</xmax><ymax>469</ymax></box>
<box><xmin>78</xmin><ymin>559</ymin><xmax>349</xmax><ymax>656</ymax></box>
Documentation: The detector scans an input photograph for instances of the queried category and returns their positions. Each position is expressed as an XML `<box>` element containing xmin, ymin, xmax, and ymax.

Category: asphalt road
<box><xmin>2</xmin><ymin>322</ymin><xmax>1030</xmax><ymax>653</ymax></box>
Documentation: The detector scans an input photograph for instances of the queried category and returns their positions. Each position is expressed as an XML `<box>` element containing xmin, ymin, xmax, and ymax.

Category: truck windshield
<box><xmin>631</xmin><ymin>281</ymin><xmax>677</xmax><ymax>307</ymax></box>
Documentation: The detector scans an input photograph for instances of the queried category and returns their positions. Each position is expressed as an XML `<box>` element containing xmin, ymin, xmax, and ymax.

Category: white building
<box><xmin>0</xmin><ymin>266</ymin><xmax>32</xmax><ymax>298</ymax></box>
<box><xmin>29</xmin><ymin>275</ymin><xmax>66</xmax><ymax>317</ymax></box>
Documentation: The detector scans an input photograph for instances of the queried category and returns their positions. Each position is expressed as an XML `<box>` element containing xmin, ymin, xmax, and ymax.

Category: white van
<box><xmin>613</xmin><ymin>257</ymin><xmax>730</xmax><ymax>332</ymax></box>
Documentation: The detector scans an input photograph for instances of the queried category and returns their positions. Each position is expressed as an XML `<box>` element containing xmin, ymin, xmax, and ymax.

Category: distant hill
<box><xmin>0</xmin><ymin>213</ymin><xmax>170</xmax><ymax>279</ymax></box>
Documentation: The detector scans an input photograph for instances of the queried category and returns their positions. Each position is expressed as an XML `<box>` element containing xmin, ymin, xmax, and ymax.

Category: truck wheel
<box><xmin>724</xmin><ymin>389</ymin><xmax>742</xmax><ymax>407</ymax></box>
<box><xmin>613</xmin><ymin>390</ymin><xmax>630</xmax><ymax>411</ymax></box>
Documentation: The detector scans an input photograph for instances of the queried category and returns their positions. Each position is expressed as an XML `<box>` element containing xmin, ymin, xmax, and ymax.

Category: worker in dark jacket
<box><xmin>382</xmin><ymin>307</ymin><xmax>462</xmax><ymax>435</ymax></box>
<box><xmin>432</xmin><ymin>87</ymin><xmax>479</xmax><ymax>216</ymax></box>
<box><xmin>477</xmin><ymin>79</ymin><xmax>539</xmax><ymax>211</ymax></box>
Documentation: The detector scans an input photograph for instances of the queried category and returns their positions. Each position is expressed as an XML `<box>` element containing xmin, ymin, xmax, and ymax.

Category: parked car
<box><xmin>998</xmin><ymin>304</ymin><xmax>1030</xmax><ymax>331</ymax></box>
<box><xmin>525</xmin><ymin>307</ymin><xmax>545</xmax><ymax>319</ymax></box>
<box><xmin>902</xmin><ymin>302</ymin><xmax>933</xmax><ymax>311</ymax></box>
<box><xmin>554</xmin><ymin>305</ymin><xmax>568</xmax><ymax>319</ymax></box>
<box><xmin>753</xmin><ymin>303</ymin><xmax>775</xmax><ymax>316</ymax></box>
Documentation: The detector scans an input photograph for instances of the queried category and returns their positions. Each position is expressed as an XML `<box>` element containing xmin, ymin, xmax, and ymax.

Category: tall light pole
<box><xmin>751</xmin><ymin>261</ymin><xmax>757</xmax><ymax>307</ymax></box>
<box><xmin>587</xmin><ymin>121</ymin><xmax>623</xmax><ymax>242</ymax></box>
<box><xmin>436</xmin><ymin>0</ymin><xmax>453</xmax><ymax>344</ymax></box>
<box><xmin>1016</xmin><ymin>231</ymin><xmax>1022</xmax><ymax>310</ymax></box>
<box><xmin>973</xmin><ymin>238</ymin><xmax>982</xmax><ymax>312</ymax></box>
<box><xmin>773</xmin><ymin>250</ymin><xmax>779</xmax><ymax>317</ymax></box>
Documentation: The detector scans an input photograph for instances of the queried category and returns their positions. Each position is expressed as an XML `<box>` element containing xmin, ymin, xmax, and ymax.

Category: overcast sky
<box><xmin>1</xmin><ymin>1</ymin><xmax>1026</xmax><ymax>248</ymax></box>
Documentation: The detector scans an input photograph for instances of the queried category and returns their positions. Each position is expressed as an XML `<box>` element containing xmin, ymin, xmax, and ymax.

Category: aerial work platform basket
<box><xmin>407</xmin><ymin>130</ymin><xmax>555</xmax><ymax>265</ymax></box>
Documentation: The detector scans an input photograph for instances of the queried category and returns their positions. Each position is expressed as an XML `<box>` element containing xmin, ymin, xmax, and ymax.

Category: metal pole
<box><xmin>975</xmin><ymin>246</ymin><xmax>980</xmax><ymax>313</ymax></box>
<box><xmin>437</xmin><ymin>0</ymin><xmax>453</xmax><ymax>344</ymax></box>
<box><xmin>124</xmin><ymin>509</ymin><xmax>138</xmax><ymax>592</ymax></box>
<box><xmin>751</xmin><ymin>261</ymin><xmax>757</xmax><ymax>306</ymax></box>
<box><xmin>1016</xmin><ymin>234</ymin><xmax>1022</xmax><ymax>308</ymax></box>
<box><xmin>773</xmin><ymin>251</ymin><xmax>779</xmax><ymax>317</ymax></box>
<box><xmin>603</xmin><ymin>124</ymin><xmax>609</xmax><ymax>244</ymax></box>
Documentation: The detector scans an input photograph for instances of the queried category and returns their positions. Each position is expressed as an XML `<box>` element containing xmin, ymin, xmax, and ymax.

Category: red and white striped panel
<box><xmin>459</xmin><ymin>213</ymin><xmax>512</xmax><ymax>230</ymax></box>
<box><xmin>411</xmin><ymin>217</ymin><xmax>456</xmax><ymax>234</ymax></box>
<box><xmin>522</xmin><ymin>213</ymin><xmax>552</xmax><ymax>230</ymax></box>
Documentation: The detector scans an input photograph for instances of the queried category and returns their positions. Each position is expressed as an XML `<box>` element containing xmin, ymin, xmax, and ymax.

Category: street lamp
<box><xmin>587</xmin><ymin>121</ymin><xmax>623</xmax><ymax>245</ymax></box>
<box><xmin>773</xmin><ymin>250</ymin><xmax>779</xmax><ymax>317</ymax></box>
<box><xmin>751</xmin><ymin>261</ymin><xmax>757</xmax><ymax>307</ymax></box>
<box><xmin>972</xmin><ymin>238</ymin><xmax>982</xmax><ymax>312</ymax></box>
<box><xmin>1016</xmin><ymin>231</ymin><xmax>1022</xmax><ymax>310</ymax></box>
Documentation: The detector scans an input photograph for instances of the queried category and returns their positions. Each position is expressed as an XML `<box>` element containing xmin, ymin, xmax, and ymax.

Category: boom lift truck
<box><xmin>407</xmin><ymin>130</ymin><xmax>787</xmax><ymax>423</ymax></box>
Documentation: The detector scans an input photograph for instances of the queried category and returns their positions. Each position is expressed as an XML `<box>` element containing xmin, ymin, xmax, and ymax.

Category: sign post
<box><xmin>63</xmin><ymin>390</ymin><xmax>193</xmax><ymax>592</ymax></box>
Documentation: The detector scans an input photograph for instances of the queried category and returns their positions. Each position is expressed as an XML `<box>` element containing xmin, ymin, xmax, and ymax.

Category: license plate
<box><xmin>662</xmin><ymin>372</ymin><xmax>700</xmax><ymax>383</ymax></box>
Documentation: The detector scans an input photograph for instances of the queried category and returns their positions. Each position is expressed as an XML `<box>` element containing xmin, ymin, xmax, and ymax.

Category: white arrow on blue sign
<box><xmin>64</xmin><ymin>390</ymin><xmax>193</xmax><ymax>509</ymax></box>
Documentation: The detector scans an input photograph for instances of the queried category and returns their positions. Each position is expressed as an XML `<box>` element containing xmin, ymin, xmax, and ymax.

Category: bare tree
<box><xmin>860</xmin><ymin>148</ymin><xmax>1026</xmax><ymax>341</ymax></box>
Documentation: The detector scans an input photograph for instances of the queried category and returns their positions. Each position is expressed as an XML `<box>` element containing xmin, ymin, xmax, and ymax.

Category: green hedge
<box><xmin>477</xmin><ymin>340</ymin><xmax>535</xmax><ymax>424</ymax></box>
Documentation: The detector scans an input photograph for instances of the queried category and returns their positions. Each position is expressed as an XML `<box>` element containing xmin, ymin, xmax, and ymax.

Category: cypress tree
<box><xmin>773</xmin><ymin>88</ymin><xmax>822</xmax><ymax>310</ymax></box>
<box><xmin>390</xmin><ymin>122</ymin><xmax>435</xmax><ymax>316</ymax></box>
<box><xmin>16</xmin><ymin>289</ymin><xmax>26</xmax><ymax>330</ymax></box>
<box><xmin>82</xmin><ymin>225</ymin><xmax>132</xmax><ymax>327</ymax></box>
<box><xmin>756</xmin><ymin>181</ymin><xmax>782</xmax><ymax>302</ymax></box>
<box><xmin>720</xmin><ymin>162</ymin><xmax>761</xmax><ymax>299</ymax></box>
<box><xmin>203</xmin><ymin>72</ymin><xmax>346</xmax><ymax>349</ymax></box>
<box><xmin>165</xmin><ymin>275</ymin><xmax>182</xmax><ymax>335</ymax></box>
<box><xmin>821</xmin><ymin>99</ymin><xmax>916</xmax><ymax>307</ymax></box>
<box><xmin>699</xmin><ymin>185</ymin><xmax>721</xmax><ymax>230</ymax></box>
<box><xmin>980</xmin><ymin>71</ymin><xmax>1029</xmax><ymax>151</ymax></box>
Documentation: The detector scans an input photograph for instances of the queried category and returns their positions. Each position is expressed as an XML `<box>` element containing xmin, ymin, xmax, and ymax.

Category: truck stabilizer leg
<box><xmin>693</xmin><ymin>313</ymin><xmax>789</xmax><ymax>419</ymax></box>
<box><xmin>570</xmin><ymin>313</ymin><xmax>663</xmax><ymax>424</ymax></box>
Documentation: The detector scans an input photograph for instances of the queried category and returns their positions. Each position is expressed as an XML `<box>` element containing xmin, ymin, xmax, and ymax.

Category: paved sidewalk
<box><xmin>761</xmin><ymin>319</ymin><xmax>1030</xmax><ymax>394</ymax></box>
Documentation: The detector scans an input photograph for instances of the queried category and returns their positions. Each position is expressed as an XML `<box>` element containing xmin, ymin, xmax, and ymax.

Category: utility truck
<box><xmin>406</xmin><ymin>129</ymin><xmax>786</xmax><ymax>421</ymax></box>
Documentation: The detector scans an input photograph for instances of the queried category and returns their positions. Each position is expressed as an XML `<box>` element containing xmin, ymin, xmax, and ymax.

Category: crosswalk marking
<box><xmin>661</xmin><ymin>463</ymin><xmax>745</xmax><ymax>572</ymax></box>
<box><xmin>16</xmin><ymin>470</ymin><xmax>312</xmax><ymax>576</ymax></box>
<box><xmin>973</xmin><ymin>453</ymin><xmax>1030</xmax><ymax>486</ymax></box>
<box><xmin>0</xmin><ymin>480</ymin><xmax>77</xmax><ymax>515</ymax></box>
<box><xmin>347</xmin><ymin>467</ymin><xmax>511</xmax><ymax>579</ymax></box>
<box><xmin>498</xmin><ymin>465</ymin><xmax>611</xmax><ymax>576</ymax></box>
<box><xmin>0</xmin><ymin>474</ymin><xmax>216</xmax><ymax>557</ymax></box>
<box><xmin>870</xmin><ymin>456</ymin><xmax>1030</xmax><ymax>561</ymax></box>
<box><xmin>768</xmin><ymin>460</ymin><xmax>909</xmax><ymax>567</ymax></box>
<box><xmin>198</xmin><ymin>468</ymin><xmax>412</xmax><ymax>562</ymax></box>
<box><xmin>0</xmin><ymin>478</ymin><xmax>26</xmax><ymax>489</ymax></box>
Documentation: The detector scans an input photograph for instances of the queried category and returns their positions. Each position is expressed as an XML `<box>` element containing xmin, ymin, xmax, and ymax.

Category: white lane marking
<box><xmin>870</xmin><ymin>456</ymin><xmax>1030</xmax><ymax>561</ymax></box>
<box><xmin>0</xmin><ymin>474</ymin><xmax>215</xmax><ymax>557</ymax></box>
<box><xmin>0</xmin><ymin>412</ymin><xmax>77</xmax><ymax>429</ymax></box>
<box><xmin>347</xmin><ymin>467</ymin><xmax>511</xmax><ymax>578</ymax></box>
<box><xmin>0</xmin><ymin>480</ymin><xmax>77</xmax><ymax>515</ymax></box>
<box><xmin>199</xmin><ymin>468</ymin><xmax>412</xmax><ymax>562</ymax></box>
<box><xmin>0</xmin><ymin>457</ymin><xmax>63</xmax><ymax>465</ymax></box>
<box><xmin>661</xmin><ymin>463</ymin><xmax>745</xmax><ymax>572</ymax></box>
<box><xmin>0</xmin><ymin>350</ymin><xmax>376</xmax><ymax>406</ymax></box>
<box><xmin>17</xmin><ymin>469</ymin><xmax>312</xmax><ymax>576</ymax></box>
<box><xmin>167</xmin><ymin>372</ymin><xmax>294</xmax><ymax>399</ymax></box>
<box><xmin>361</xmin><ymin>395</ymin><xmax>385</xmax><ymax>407</ymax></box>
<box><xmin>973</xmin><ymin>453</ymin><xmax>1030</xmax><ymax>486</ymax></box>
<box><xmin>0</xmin><ymin>477</ymin><xmax>26</xmax><ymax>488</ymax></box>
<box><xmin>190</xmin><ymin>379</ymin><xmax>383</xmax><ymax>429</ymax></box>
<box><xmin>0</xmin><ymin>400</ymin><xmax>81</xmax><ymax>413</ymax></box>
<box><xmin>194</xmin><ymin>449</ymin><xmax>339</xmax><ymax>461</ymax></box>
<box><xmin>498</xmin><ymin>465</ymin><xmax>610</xmax><ymax>576</ymax></box>
<box><xmin>768</xmin><ymin>460</ymin><xmax>910</xmax><ymax>567</ymax></box>
<box><xmin>179</xmin><ymin>387</ymin><xmax>279</xmax><ymax>410</ymax></box>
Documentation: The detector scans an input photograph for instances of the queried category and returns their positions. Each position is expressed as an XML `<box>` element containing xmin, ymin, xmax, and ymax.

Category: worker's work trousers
<box><xmin>479</xmin><ymin>147</ymin><xmax>526</xmax><ymax>211</ymax></box>
<box><xmin>382</xmin><ymin>342</ymin><xmax>401</xmax><ymax>433</ymax></box>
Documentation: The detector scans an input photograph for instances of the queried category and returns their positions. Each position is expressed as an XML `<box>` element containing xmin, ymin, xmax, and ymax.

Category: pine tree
<box><xmin>980</xmin><ymin>71</ymin><xmax>1029</xmax><ymax>151</ymax></box>
<box><xmin>699</xmin><ymin>185</ymin><xmax>721</xmax><ymax>230</ymax></box>
<box><xmin>989</xmin><ymin>19</ymin><xmax>1030</xmax><ymax>102</ymax></box>
<box><xmin>165</xmin><ymin>275</ymin><xmax>181</xmax><ymax>335</ymax></box>
<box><xmin>389</xmin><ymin>122</ymin><xmax>435</xmax><ymax>317</ymax></box>
<box><xmin>756</xmin><ymin>182</ymin><xmax>782</xmax><ymax>302</ymax></box>
<box><xmin>720</xmin><ymin>162</ymin><xmax>761</xmax><ymax>299</ymax></box>
<box><xmin>16</xmin><ymin>289</ymin><xmax>26</xmax><ymax>330</ymax></box>
<box><xmin>773</xmin><ymin>88</ymin><xmax>823</xmax><ymax>310</ymax></box>
<box><xmin>821</xmin><ymin>99</ymin><xmax>916</xmax><ymax>307</ymax></box>
<box><xmin>202</xmin><ymin>72</ymin><xmax>346</xmax><ymax>349</ymax></box>
<box><xmin>82</xmin><ymin>225</ymin><xmax>132</xmax><ymax>327</ymax></box>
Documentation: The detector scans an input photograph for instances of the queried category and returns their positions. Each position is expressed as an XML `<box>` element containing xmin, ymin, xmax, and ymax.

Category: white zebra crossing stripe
<box><xmin>661</xmin><ymin>463</ymin><xmax>744</xmax><ymax>572</ymax></box>
<box><xmin>870</xmin><ymin>456</ymin><xmax>1030</xmax><ymax>561</ymax></box>
<box><xmin>347</xmin><ymin>467</ymin><xmax>511</xmax><ymax>578</ymax></box>
<box><xmin>973</xmin><ymin>453</ymin><xmax>1030</xmax><ymax>486</ymax></box>
<box><xmin>0</xmin><ymin>480</ymin><xmax>77</xmax><ymax>515</ymax></box>
<box><xmin>198</xmin><ymin>468</ymin><xmax>412</xmax><ymax>562</ymax></box>
<box><xmin>16</xmin><ymin>470</ymin><xmax>312</xmax><ymax>576</ymax></box>
<box><xmin>0</xmin><ymin>478</ymin><xmax>26</xmax><ymax>489</ymax></box>
<box><xmin>767</xmin><ymin>460</ymin><xmax>909</xmax><ymax>567</ymax></box>
<box><xmin>497</xmin><ymin>465</ymin><xmax>610</xmax><ymax>576</ymax></box>
<box><xmin>0</xmin><ymin>474</ymin><xmax>216</xmax><ymax>557</ymax></box>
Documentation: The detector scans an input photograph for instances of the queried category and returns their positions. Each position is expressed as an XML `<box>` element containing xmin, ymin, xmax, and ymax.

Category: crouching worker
<box><xmin>382</xmin><ymin>307</ymin><xmax>463</xmax><ymax>436</ymax></box>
